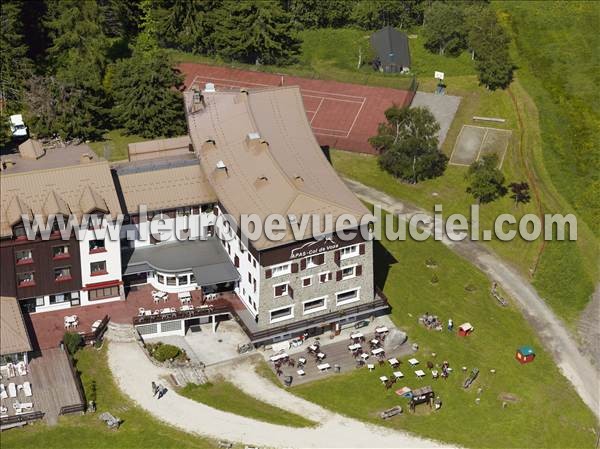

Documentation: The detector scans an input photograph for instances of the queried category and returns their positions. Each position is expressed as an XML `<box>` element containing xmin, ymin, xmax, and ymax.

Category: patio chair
<box><xmin>138</xmin><ymin>308</ymin><xmax>145</xmax><ymax>316</ymax></box>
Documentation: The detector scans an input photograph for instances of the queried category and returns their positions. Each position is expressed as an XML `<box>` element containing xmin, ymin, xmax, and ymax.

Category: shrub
<box><xmin>63</xmin><ymin>332</ymin><xmax>83</xmax><ymax>355</ymax></box>
<box><xmin>149</xmin><ymin>342</ymin><xmax>183</xmax><ymax>362</ymax></box>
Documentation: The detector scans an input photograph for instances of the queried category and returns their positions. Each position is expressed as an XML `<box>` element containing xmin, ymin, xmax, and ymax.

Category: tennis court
<box><xmin>178</xmin><ymin>63</ymin><xmax>415</xmax><ymax>154</ymax></box>
<box><xmin>450</xmin><ymin>125</ymin><xmax>512</xmax><ymax>167</ymax></box>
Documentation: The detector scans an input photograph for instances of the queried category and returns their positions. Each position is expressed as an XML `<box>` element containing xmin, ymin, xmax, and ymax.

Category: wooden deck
<box><xmin>267</xmin><ymin>331</ymin><xmax>413</xmax><ymax>386</ymax></box>
<box><xmin>1</xmin><ymin>348</ymin><xmax>84</xmax><ymax>425</ymax></box>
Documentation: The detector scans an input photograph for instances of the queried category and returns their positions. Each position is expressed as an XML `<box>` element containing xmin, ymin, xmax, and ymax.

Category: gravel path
<box><xmin>345</xmin><ymin>178</ymin><xmax>600</xmax><ymax>421</ymax></box>
<box><xmin>108</xmin><ymin>340</ymin><xmax>450</xmax><ymax>448</ymax></box>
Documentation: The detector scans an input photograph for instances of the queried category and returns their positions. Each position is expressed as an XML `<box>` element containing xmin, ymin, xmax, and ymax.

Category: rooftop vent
<box><xmin>216</xmin><ymin>160</ymin><xmax>226</xmax><ymax>169</ymax></box>
<box><xmin>294</xmin><ymin>175</ymin><xmax>304</xmax><ymax>185</ymax></box>
<box><xmin>247</xmin><ymin>132</ymin><xmax>260</xmax><ymax>140</ymax></box>
<box><xmin>204</xmin><ymin>82</ymin><xmax>216</xmax><ymax>93</ymax></box>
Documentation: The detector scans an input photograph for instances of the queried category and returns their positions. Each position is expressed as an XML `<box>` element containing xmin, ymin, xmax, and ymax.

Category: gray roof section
<box><xmin>123</xmin><ymin>238</ymin><xmax>239</xmax><ymax>286</ymax></box>
<box><xmin>370</xmin><ymin>26</ymin><xmax>411</xmax><ymax>69</ymax></box>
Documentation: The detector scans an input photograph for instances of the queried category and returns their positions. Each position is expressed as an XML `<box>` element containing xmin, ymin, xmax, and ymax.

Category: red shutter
<box><xmin>300</xmin><ymin>258</ymin><xmax>306</xmax><ymax>270</ymax></box>
<box><xmin>356</xmin><ymin>265</ymin><xmax>362</xmax><ymax>276</ymax></box>
<box><xmin>336</xmin><ymin>270</ymin><xmax>342</xmax><ymax>281</ymax></box>
<box><xmin>328</xmin><ymin>272</ymin><xmax>333</xmax><ymax>281</ymax></box>
<box><xmin>265</xmin><ymin>269</ymin><xmax>272</xmax><ymax>279</ymax></box>
<box><xmin>317</xmin><ymin>254</ymin><xmax>325</xmax><ymax>265</ymax></box>
<box><xmin>247</xmin><ymin>253</ymin><xmax>251</xmax><ymax>262</ymax></box>
<box><xmin>359</xmin><ymin>243</ymin><xmax>365</xmax><ymax>255</ymax></box>
<box><xmin>288</xmin><ymin>286</ymin><xmax>294</xmax><ymax>299</ymax></box>
<box><xmin>213</xmin><ymin>206</ymin><xmax>219</xmax><ymax>216</ymax></box>
<box><xmin>319</xmin><ymin>273</ymin><xmax>326</xmax><ymax>283</ymax></box>
<box><xmin>303</xmin><ymin>277</ymin><xmax>311</xmax><ymax>287</ymax></box>
<box><xmin>334</xmin><ymin>250</ymin><xmax>340</xmax><ymax>266</ymax></box>
<box><xmin>234</xmin><ymin>255</ymin><xmax>239</xmax><ymax>268</ymax></box>
<box><xmin>291</xmin><ymin>263</ymin><xmax>298</xmax><ymax>273</ymax></box>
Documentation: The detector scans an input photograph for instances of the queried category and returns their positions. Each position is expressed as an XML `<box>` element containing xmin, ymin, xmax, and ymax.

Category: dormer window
<box><xmin>13</xmin><ymin>223</ymin><xmax>27</xmax><ymax>240</ymax></box>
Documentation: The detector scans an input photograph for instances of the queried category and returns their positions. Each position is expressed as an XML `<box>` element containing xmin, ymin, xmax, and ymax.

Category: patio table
<box><xmin>317</xmin><ymin>352</ymin><xmax>326</xmax><ymax>360</ymax></box>
<box><xmin>270</xmin><ymin>353</ymin><xmax>288</xmax><ymax>362</ymax></box>
<box><xmin>350</xmin><ymin>332</ymin><xmax>363</xmax><ymax>340</ymax></box>
<box><xmin>360</xmin><ymin>353</ymin><xmax>369</xmax><ymax>360</ymax></box>
<box><xmin>317</xmin><ymin>363</ymin><xmax>330</xmax><ymax>371</ymax></box>
<box><xmin>298</xmin><ymin>357</ymin><xmax>306</xmax><ymax>365</ymax></box>
<box><xmin>367</xmin><ymin>364</ymin><xmax>375</xmax><ymax>371</ymax></box>
<box><xmin>371</xmin><ymin>348</ymin><xmax>384</xmax><ymax>356</ymax></box>
<box><xmin>370</xmin><ymin>339</ymin><xmax>380</xmax><ymax>345</ymax></box>
<box><xmin>297</xmin><ymin>369</ymin><xmax>305</xmax><ymax>376</ymax></box>
<box><xmin>308</xmin><ymin>344</ymin><xmax>319</xmax><ymax>352</ymax></box>
<box><xmin>379</xmin><ymin>376</ymin><xmax>388</xmax><ymax>383</ymax></box>
<box><xmin>348</xmin><ymin>343</ymin><xmax>362</xmax><ymax>351</ymax></box>
<box><xmin>415</xmin><ymin>369</ymin><xmax>426</xmax><ymax>378</ymax></box>
<box><xmin>388</xmin><ymin>358</ymin><xmax>399</xmax><ymax>367</ymax></box>
<box><xmin>375</xmin><ymin>326</ymin><xmax>389</xmax><ymax>334</ymax></box>
<box><xmin>408</xmin><ymin>358</ymin><xmax>419</xmax><ymax>366</ymax></box>
<box><xmin>180</xmin><ymin>305</ymin><xmax>194</xmax><ymax>312</ymax></box>
<box><xmin>393</xmin><ymin>371</ymin><xmax>404</xmax><ymax>378</ymax></box>
<box><xmin>91</xmin><ymin>320</ymin><xmax>102</xmax><ymax>331</ymax></box>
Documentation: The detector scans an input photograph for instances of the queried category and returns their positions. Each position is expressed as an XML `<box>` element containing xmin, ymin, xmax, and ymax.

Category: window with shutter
<box><xmin>302</xmin><ymin>276</ymin><xmax>312</xmax><ymax>287</ymax></box>
<box><xmin>356</xmin><ymin>265</ymin><xmax>362</xmax><ymax>276</ymax></box>
<box><xmin>336</xmin><ymin>270</ymin><xmax>342</xmax><ymax>281</ymax></box>
<box><xmin>274</xmin><ymin>283</ymin><xmax>289</xmax><ymax>297</ymax></box>
<box><xmin>334</xmin><ymin>250</ymin><xmax>341</xmax><ymax>266</ymax></box>
<box><xmin>359</xmin><ymin>243</ymin><xmax>365</xmax><ymax>255</ymax></box>
<box><xmin>316</xmin><ymin>254</ymin><xmax>325</xmax><ymax>265</ymax></box>
<box><xmin>265</xmin><ymin>269</ymin><xmax>272</xmax><ymax>279</ymax></box>
<box><xmin>288</xmin><ymin>286</ymin><xmax>294</xmax><ymax>299</ymax></box>
<box><xmin>234</xmin><ymin>255</ymin><xmax>240</xmax><ymax>268</ymax></box>
<box><xmin>300</xmin><ymin>258</ymin><xmax>306</xmax><ymax>270</ymax></box>
<box><xmin>291</xmin><ymin>263</ymin><xmax>298</xmax><ymax>273</ymax></box>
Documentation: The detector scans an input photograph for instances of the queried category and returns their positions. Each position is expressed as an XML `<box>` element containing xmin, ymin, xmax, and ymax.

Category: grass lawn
<box><xmin>287</xmin><ymin>215</ymin><xmax>598</xmax><ymax>449</ymax></box>
<box><xmin>88</xmin><ymin>128</ymin><xmax>147</xmax><ymax>162</ymax></box>
<box><xmin>171</xmin><ymin>27</ymin><xmax>476</xmax><ymax>91</ymax></box>
<box><xmin>0</xmin><ymin>345</ymin><xmax>220</xmax><ymax>449</ymax></box>
<box><xmin>179</xmin><ymin>379</ymin><xmax>315</xmax><ymax>428</ymax></box>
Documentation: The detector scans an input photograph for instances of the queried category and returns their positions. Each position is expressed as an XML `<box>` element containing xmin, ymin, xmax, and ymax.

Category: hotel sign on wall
<box><xmin>290</xmin><ymin>237</ymin><xmax>340</xmax><ymax>259</ymax></box>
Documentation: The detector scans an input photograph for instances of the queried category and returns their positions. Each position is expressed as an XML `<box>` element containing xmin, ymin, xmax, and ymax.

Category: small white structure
<box><xmin>9</xmin><ymin>114</ymin><xmax>28</xmax><ymax>137</ymax></box>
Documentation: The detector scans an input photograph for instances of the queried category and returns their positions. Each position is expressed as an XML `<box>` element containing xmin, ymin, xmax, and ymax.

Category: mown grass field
<box><xmin>1</xmin><ymin>346</ymin><xmax>220</xmax><ymax>449</ymax></box>
<box><xmin>287</xmin><ymin>214</ymin><xmax>598</xmax><ymax>449</ymax></box>
<box><xmin>179</xmin><ymin>379</ymin><xmax>315</xmax><ymax>428</ymax></box>
<box><xmin>88</xmin><ymin>128</ymin><xmax>147</xmax><ymax>161</ymax></box>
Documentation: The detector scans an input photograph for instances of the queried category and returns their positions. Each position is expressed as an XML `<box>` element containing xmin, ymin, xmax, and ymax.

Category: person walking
<box><xmin>447</xmin><ymin>318</ymin><xmax>454</xmax><ymax>331</ymax></box>
<box><xmin>157</xmin><ymin>386</ymin><xmax>168</xmax><ymax>400</ymax></box>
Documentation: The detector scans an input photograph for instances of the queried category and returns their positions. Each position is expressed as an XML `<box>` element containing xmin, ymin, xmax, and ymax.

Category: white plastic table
<box><xmin>375</xmin><ymin>326</ymin><xmax>389</xmax><ymax>333</ymax></box>
<box><xmin>297</xmin><ymin>369</ymin><xmax>305</xmax><ymax>376</ymax></box>
<box><xmin>388</xmin><ymin>358</ymin><xmax>399</xmax><ymax>366</ymax></box>
<box><xmin>348</xmin><ymin>343</ymin><xmax>362</xmax><ymax>351</ymax></box>
<box><xmin>317</xmin><ymin>363</ymin><xmax>330</xmax><ymax>371</ymax></box>
<box><xmin>270</xmin><ymin>352</ymin><xmax>288</xmax><ymax>362</ymax></box>
<box><xmin>379</xmin><ymin>376</ymin><xmax>388</xmax><ymax>383</ymax></box>
<box><xmin>350</xmin><ymin>332</ymin><xmax>363</xmax><ymax>340</ymax></box>
<box><xmin>371</xmin><ymin>348</ymin><xmax>384</xmax><ymax>356</ymax></box>
<box><xmin>408</xmin><ymin>358</ymin><xmax>419</xmax><ymax>366</ymax></box>
<box><xmin>415</xmin><ymin>369</ymin><xmax>426</xmax><ymax>378</ymax></box>
<box><xmin>393</xmin><ymin>371</ymin><xmax>404</xmax><ymax>378</ymax></box>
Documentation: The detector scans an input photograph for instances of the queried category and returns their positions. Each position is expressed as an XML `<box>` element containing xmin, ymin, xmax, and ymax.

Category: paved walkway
<box><xmin>107</xmin><ymin>340</ymin><xmax>449</xmax><ymax>448</ymax></box>
<box><xmin>345</xmin><ymin>178</ymin><xmax>600</xmax><ymax>421</ymax></box>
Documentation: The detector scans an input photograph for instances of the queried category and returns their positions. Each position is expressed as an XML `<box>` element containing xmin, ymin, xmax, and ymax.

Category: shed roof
<box><xmin>128</xmin><ymin>136</ymin><xmax>192</xmax><ymax>161</ymax></box>
<box><xmin>0</xmin><ymin>296</ymin><xmax>32</xmax><ymax>355</ymax></box>
<box><xmin>370</xmin><ymin>26</ymin><xmax>411</xmax><ymax>68</ymax></box>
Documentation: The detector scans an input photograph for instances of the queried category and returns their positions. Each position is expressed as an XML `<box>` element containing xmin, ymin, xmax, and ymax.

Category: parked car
<box><xmin>9</xmin><ymin>114</ymin><xmax>28</xmax><ymax>137</ymax></box>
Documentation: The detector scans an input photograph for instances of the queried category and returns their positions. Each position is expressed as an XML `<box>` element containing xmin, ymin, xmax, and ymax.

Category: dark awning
<box><xmin>123</xmin><ymin>238</ymin><xmax>240</xmax><ymax>286</ymax></box>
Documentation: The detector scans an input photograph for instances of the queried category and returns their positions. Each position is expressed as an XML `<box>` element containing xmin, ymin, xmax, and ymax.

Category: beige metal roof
<box><xmin>186</xmin><ymin>86</ymin><xmax>369</xmax><ymax>249</ymax></box>
<box><xmin>18</xmin><ymin>139</ymin><xmax>45</xmax><ymax>160</ymax></box>
<box><xmin>0</xmin><ymin>149</ymin><xmax>122</xmax><ymax>237</ymax></box>
<box><xmin>117</xmin><ymin>163</ymin><xmax>217</xmax><ymax>213</ymax></box>
<box><xmin>128</xmin><ymin>136</ymin><xmax>192</xmax><ymax>161</ymax></box>
<box><xmin>0</xmin><ymin>296</ymin><xmax>32</xmax><ymax>355</ymax></box>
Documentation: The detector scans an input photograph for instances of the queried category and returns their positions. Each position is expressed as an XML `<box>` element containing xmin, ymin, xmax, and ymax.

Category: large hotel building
<box><xmin>0</xmin><ymin>83</ymin><xmax>388</xmax><ymax>356</ymax></box>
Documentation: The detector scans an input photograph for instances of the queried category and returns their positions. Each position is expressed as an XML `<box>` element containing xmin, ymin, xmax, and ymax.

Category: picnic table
<box><xmin>308</xmin><ymin>344</ymin><xmax>319</xmax><ymax>352</ymax></box>
<box><xmin>317</xmin><ymin>363</ymin><xmax>331</xmax><ymax>371</ymax></box>
<box><xmin>178</xmin><ymin>291</ymin><xmax>192</xmax><ymax>303</ymax></box>
<box><xmin>372</xmin><ymin>348</ymin><xmax>384</xmax><ymax>356</ymax></box>
<box><xmin>367</xmin><ymin>364</ymin><xmax>375</xmax><ymax>371</ymax></box>
<box><xmin>415</xmin><ymin>370</ymin><xmax>426</xmax><ymax>378</ymax></box>
<box><xmin>317</xmin><ymin>352</ymin><xmax>326</xmax><ymax>360</ymax></box>
<box><xmin>270</xmin><ymin>352</ymin><xmax>289</xmax><ymax>362</ymax></box>
<box><xmin>375</xmin><ymin>326</ymin><xmax>389</xmax><ymax>334</ymax></box>
<box><xmin>370</xmin><ymin>338</ymin><xmax>380</xmax><ymax>346</ymax></box>
<box><xmin>393</xmin><ymin>371</ymin><xmax>404</xmax><ymax>379</ymax></box>
<box><xmin>379</xmin><ymin>376</ymin><xmax>389</xmax><ymax>383</ymax></box>
<box><xmin>180</xmin><ymin>305</ymin><xmax>194</xmax><ymax>312</ymax></box>
<box><xmin>360</xmin><ymin>353</ymin><xmax>369</xmax><ymax>360</ymax></box>
<box><xmin>297</xmin><ymin>369</ymin><xmax>305</xmax><ymax>376</ymax></box>
<box><xmin>348</xmin><ymin>343</ymin><xmax>362</xmax><ymax>351</ymax></box>
<box><xmin>408</xmin><ymin>358</ymin><xmax>419</xmax><ymax>366</ymax></box>
<box><xmin>388</xmin><ymin>358</ymin><xmax>400</xmax><ymax>367</ymax></box>
<box><xmin>350</xmin><ymin>332</ymin><xmax>363</xmax><ymax>340</ymax></box>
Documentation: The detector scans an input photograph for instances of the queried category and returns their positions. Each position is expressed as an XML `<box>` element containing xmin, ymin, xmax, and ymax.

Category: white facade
<box><xmin>76</xmin><ymin>218</ymin><xmax>123</xmax><ymax>305</ymax></box>
<box><xmin>214</xmin><ymin>207</ymin><xmax>261</xmax><ymax>317</ymax></box>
